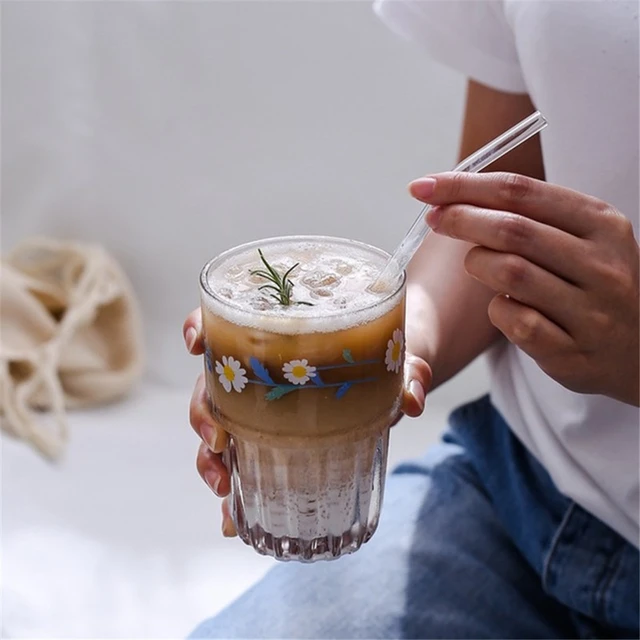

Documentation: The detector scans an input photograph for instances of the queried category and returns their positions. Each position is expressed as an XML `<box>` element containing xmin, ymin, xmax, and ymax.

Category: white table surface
<box><xmin>1</xmin><ymin>379</ymin><xmax>455</xmax><ymax>639</ymax></box>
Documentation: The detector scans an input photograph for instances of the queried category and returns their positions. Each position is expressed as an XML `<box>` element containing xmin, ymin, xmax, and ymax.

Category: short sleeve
<box><xmin>373</xmin><ymin>0</ymin><xmax>527</xmax><ymax>94</ymax></box>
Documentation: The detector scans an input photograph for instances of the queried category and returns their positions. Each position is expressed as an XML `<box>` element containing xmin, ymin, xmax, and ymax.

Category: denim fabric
<box><xmin>447</xmin><ymin>398</ymin><xmax>639</xmax><ymax>635</ymax></box>
<box><xmin>190</xmin><ymin>396</ymin><xmax>639</xmax><ymax>639</ymax></box>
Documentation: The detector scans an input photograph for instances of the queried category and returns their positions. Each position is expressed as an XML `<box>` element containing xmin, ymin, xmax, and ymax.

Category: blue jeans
<box><xmin>190</xmin><ymin>396</ymin><xmax>639</xmax><ymax>639</ymax></box>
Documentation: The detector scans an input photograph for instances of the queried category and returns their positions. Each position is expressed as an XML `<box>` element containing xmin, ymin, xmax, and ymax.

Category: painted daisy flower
<box><xmin>282</xmin><ymin>359</ymin><xmax>317</xmax><ymax>385</ymax></box>
<box><xmin>215</xmin><ymin>356</ymin><xmax>248</xmax><ymax>393</ymax></box>
<box><xmin>385</xmin><ymin>329</ymin><xmax>404</xmax><ymax>373</ymax></box>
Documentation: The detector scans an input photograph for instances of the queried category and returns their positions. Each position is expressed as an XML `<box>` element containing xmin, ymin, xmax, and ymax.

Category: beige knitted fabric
<box><xmin>0</xmin><ymin>238</ymin><xmax>144</xmax><ymax>459</ymax></box>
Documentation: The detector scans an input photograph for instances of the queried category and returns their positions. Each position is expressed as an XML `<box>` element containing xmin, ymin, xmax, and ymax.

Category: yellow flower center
<box><xmin>392</xmin><ymin>342</ymin><xmax>401</xmax><ymax>362</ymax></box>
<box><xmin>223</xmin><ymin>365</ymin><xmax>236</xmax><ymax>381</ymax></box>
<box><xmin>292</xmin><ymin>365</ymin><xmax>307</xmax><ymax>378</ymax></box>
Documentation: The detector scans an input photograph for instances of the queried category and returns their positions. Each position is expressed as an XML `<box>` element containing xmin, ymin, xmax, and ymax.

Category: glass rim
<box><xmin>199</xmin><ymin>234</ymin><xmax>406</xmax><ymax>320</ymax></box>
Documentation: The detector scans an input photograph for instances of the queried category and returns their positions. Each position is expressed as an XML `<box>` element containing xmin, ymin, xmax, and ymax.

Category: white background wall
<box><xmin>2</xmin><ymin>0</ymin><xmax>487</xmax><ymax>398</ymax></box>
<box><xmin>2</xmin><ymin>2</ymin><xmax>488</xmax><ymax>636</ymax></box>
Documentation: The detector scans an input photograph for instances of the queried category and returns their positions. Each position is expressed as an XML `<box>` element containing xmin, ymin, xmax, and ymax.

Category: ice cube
<box><xmin>218</xmin><ymin>287</ymin><xmax>234</xmax><ymax>299</ymax></box>
<box><xmin>225</xmin><ymin>264</ymin><xmax>245</xmax><ymax>282</ymax></box>
<box><xmin>311</xmin><ymin>288</ymin><xmax>333</xmax><ymax>299</ymax></box>
<box><xmin>301</xmin><ymin>271</ymin><xmax>340</xmax><ymax>290</ymax></box>
<box><xmin>250</xmin><ymin>296</ymin><xmax>276</xmax><ymax>311</ymax></box>
<box><xmin>248</xmin><ymin>329</ymin><xmax>279</xmax><ymax>348</ymax></box>
<box><xmin>248</xmin><ymin>272</ymin><xmax>267</xmax><ymax>286</ymax></box>
<box><xmin>332</xmin><ymin>260</ymin><xmax>354</xmax><ymax>276</ymax></box>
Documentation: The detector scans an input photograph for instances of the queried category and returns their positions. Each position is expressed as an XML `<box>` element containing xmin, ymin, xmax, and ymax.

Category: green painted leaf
<box><xmin>342</xmin><ymin>349</ymin><xmax>355</xmax><ymax>364</ymax></box>
<box><xmin>265</xmin><ymin>385</ymin><xmax>298</xmax><ymax>401</ymax></box>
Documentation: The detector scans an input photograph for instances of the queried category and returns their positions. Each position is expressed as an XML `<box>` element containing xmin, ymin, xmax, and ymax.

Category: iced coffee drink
<box><xmin>199</xmin><ymin>236</ymin><xmax>405</xmax><ymax>562</ymax></box>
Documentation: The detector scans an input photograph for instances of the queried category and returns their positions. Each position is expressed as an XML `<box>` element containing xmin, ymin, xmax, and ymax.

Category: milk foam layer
<box><xmin>202</xmin><ymin>238</ymin><xmax>403</xmax><ymax>334</ymax></box>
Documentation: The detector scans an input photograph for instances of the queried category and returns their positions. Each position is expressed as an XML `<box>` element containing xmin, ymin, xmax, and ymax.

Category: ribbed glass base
<box><xmin>225</xmin><ymin>428</ymin><xmax>390</xmax><ymax>562</ymax></box>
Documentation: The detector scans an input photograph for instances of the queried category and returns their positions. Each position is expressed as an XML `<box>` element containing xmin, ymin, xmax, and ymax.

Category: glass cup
<box><xmin>199</xmin><ymin>236</ymin><xmax>405</xmax><ymax>562</ymax></box>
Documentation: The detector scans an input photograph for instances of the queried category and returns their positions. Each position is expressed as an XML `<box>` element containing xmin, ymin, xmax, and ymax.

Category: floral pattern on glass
<box><xmin>215</xmin><ymin>356</ymin><xmax>248</xmax><ymax>393</ymax></box>
<box><xmin>385</xmin><ymin>328</ymin><xmax>404</xmax><ymax>374</ymax></box>
<box><xmin>283</xmin><ymin>359</ymin><xmax>317</xmax><ymax>385</ymax></box>
<box><xmin>205</xmin><ymin>329</ymin><xmax>403</xmax><ymax>400</ymax></box>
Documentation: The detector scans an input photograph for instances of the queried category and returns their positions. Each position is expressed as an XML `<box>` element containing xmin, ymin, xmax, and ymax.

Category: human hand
<box><xmin>183</xmin><ymin>308</ymin><xmax>432</xmax><ymax>536</ymax></box>
<box><xmin>409</xmin><ymin>172</ymin><xmax>639</xmax><ymax>406</ymax></box>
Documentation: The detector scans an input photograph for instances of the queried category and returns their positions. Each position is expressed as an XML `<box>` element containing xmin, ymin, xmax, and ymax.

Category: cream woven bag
<box><xmin>0</xmin><ymin>238</ymin><xmax>144</xmax><ymax>459</ymax></box>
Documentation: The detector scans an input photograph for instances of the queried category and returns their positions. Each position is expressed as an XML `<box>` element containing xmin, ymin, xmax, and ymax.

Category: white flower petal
<box><xmin>385</xmin><ymin>353</ymin><xmax>395</xmax><ymax>372</ymax></box>
<box><xmin>385</xmin><ymin>338</ymin><xmax>402</xmax><ymax>372</ymax></box>
<box><xmin>231</xmin><ymin>372</ymin><xmax>248</xmax><ymax>393</ymax></box>
<box><xmin>219</xmin><ymin>374</ymin><xmax>232</xmax><ymax>393</ymax></box>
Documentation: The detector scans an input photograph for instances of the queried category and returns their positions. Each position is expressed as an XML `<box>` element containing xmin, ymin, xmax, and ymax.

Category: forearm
<box><xmin>405</xmin><ymin>80</ymin><xmax>545</xmax><ymax>390</ymax></box>
<box><xmin>406</xmin><ymin>235</ymin><xmax>500</xmax><ymax>390</ymax></box>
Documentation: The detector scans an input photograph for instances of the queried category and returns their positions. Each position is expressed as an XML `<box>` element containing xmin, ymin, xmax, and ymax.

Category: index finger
<box><xmin>409</xmin><ymin>172</ymin><xmax>605</xmax><ymax>238</ymax></box>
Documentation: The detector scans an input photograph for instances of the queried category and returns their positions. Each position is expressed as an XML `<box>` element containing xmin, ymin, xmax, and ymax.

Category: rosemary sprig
<box><xmin>250</xmin><ymin>249</ymin><xmax>313</xmax><ymax>306</ymax></box>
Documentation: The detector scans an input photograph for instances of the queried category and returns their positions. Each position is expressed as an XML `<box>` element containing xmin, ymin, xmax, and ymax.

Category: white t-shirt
<box><xmin>375</xmin><ymin>0</ymin><xmax>639</xmax><ymax>546</ymax></box>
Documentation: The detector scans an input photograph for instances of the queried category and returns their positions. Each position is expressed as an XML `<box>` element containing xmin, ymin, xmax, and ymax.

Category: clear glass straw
<box><xmin>372</xmin><ymin>111</ymin><xmax>548</xmax><ymax>291</ymax></box>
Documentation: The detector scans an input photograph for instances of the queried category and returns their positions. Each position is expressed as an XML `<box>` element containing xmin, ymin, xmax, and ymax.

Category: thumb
<box><xmin>402</xmin><ymin>353</ymin><xmax>432</xmax><ymax>418</ymax></box>
<box><xmin>183</xmin><ymin>308</ymin><xmax>205</xmax><ymax>355</ymax></box>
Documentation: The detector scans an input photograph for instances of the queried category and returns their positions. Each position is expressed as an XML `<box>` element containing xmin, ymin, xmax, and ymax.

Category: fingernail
<box><xmin>426</xmin><ymin>205</ymin><xmax>443</xmax><ymax>230</ymax></box>
<box><xmin>222</xmin><ymin>517</ymin><xmax>236</xmax><ymax>537</ymax></box>
<box><xmin>200</xmin><ymin>423</ymin><xmax>217</xmax><ymax>452</ymax></box>
<box><xmin>205</xmin><ymin>470</ymin><xmax>222</xmax><ymax>496</ymax></box>
<box><xmin>409</xmin><ymin>177</ymin><xmax>436</xmax><ymax>199</ymax></box>
<box><xmin>185</xmin><ymin>327</ymin><xmax>197</xmax><ymax>353</ymax></box>
<box><xmin>409</xmin><ymin>379</ymin><xmax>425</xmax><ymax>412</ymax></box>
